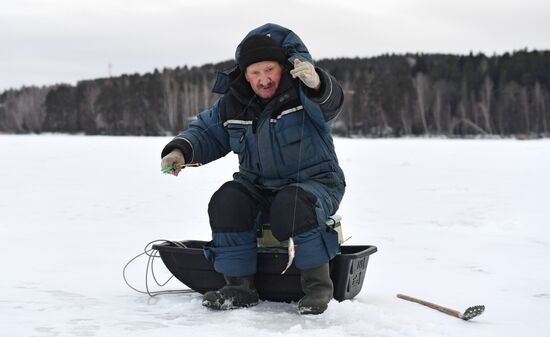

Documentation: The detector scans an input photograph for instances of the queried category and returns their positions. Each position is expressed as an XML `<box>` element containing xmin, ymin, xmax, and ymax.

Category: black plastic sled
<box><xmin>152</xmin><ymin>240</ymin><xmax>377</xmax><ymax>302</ymax></box>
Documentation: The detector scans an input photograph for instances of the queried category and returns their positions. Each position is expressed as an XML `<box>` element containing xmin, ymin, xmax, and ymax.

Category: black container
<box><xmin>153</xmin><ymin>240</ymin><xmax>377</xmax><ymax>302</ymax></box>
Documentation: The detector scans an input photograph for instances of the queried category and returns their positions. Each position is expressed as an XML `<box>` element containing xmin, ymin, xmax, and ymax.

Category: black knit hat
<box><xmin>237</xmin><ymin>35</ymin><xmax>287</xmax><ymax>71</ymax></box>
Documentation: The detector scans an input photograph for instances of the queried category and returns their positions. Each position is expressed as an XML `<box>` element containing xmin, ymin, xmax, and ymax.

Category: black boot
<box><xmin>202</xmin><ymin>275</ymin><xmax>259</xmax><ymax>310</ymax></box>
<box><xmin>298</xmin><ymin>263</ymin><xmax>333</xmax><ymax>315</ymax></box>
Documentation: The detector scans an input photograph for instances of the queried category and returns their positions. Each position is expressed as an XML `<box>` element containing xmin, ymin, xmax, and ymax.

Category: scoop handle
<box><xmin>397</xmin><ymin>293</ymin><xmax>462</xmax><ymax>318</ymax></box>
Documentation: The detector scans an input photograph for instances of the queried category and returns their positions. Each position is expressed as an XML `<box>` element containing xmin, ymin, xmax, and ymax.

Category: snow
<box><xmin>1</xmin><ymin>135</ymin><xmax>549</xmax><ymax>337</ymax></box>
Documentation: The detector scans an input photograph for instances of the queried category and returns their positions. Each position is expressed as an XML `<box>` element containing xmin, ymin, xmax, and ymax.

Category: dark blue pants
<box><xmin>203</xmin><ymin>179</ymin><xmax>343</xmax><ymax>276</ymax></box>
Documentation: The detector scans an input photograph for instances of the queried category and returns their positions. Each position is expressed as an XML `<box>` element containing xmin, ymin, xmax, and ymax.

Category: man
<box><xmin>161</xmin><ymin>23</ymin><xmax>345</xmax><ymax>314</ymax></box>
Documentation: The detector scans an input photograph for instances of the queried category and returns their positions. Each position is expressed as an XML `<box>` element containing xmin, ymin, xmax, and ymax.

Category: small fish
<box><xmin>281</xmin><ymin>237</ymin><xmax>295</xmax><ymax>275</ymax></box>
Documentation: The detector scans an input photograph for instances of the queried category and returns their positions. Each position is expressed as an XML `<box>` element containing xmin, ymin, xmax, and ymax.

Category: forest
<box><xmin>1</xmin><ymin>50</ymin><xmax>549</xmax><ymax>137</ymax></box>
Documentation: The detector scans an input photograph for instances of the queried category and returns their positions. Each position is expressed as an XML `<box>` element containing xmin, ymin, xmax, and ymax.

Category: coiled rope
<box><xmin>123</xmin><ymin>240</ymin><xmax>195</xmax><ymax>297</ymax></box>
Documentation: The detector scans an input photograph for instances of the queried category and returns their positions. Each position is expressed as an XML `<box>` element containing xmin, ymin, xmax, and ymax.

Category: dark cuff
<box><xmin>161</xmin><ymin>138</ymin><xmax>194</xmax><ymax>163</ymax></box>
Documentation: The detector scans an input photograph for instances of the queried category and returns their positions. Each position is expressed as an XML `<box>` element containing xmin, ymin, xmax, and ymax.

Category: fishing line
<box><xmin>290</xmin><ymin>106</ymin><xmax>307</xmax><ymax>239</ymax></box>
<box><xmin>280</xmin><ymin>99</ymin><xmax>307</xmax><ymax>274</ymax></box>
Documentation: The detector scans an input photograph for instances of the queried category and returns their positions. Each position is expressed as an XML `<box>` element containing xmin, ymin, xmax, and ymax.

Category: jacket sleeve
<box><xmin>302</xmin><ymin>67</ymin><xmax>344</xmax><ymax>122</ymax></box>
<box><xmin>161</xmin><ymin>98</ymin><xmax>230</xmax><ymax>165</ymax></box>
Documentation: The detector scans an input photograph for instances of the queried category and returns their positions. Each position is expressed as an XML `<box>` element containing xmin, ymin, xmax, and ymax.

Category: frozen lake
<box><xmin>1</xmin><ymin>135</ymin><xmax>549</xmax><ymax>337</ymax></box>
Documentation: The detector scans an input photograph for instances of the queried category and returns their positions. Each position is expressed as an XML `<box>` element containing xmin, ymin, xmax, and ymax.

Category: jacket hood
<box><xmin>212</xmin><ymin>23</ymin><xmax>313</xmax><ymax>95</ymax></box>
<box><xmin>235</xmin><ymin>23</ymin><xmax>313</xmax><ymax>65</ymax></box>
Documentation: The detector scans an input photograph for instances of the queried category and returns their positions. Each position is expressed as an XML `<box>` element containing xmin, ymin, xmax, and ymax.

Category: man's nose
<box><xmin>258</xmin><ymin>74</ymin><xmax>270</xmax><ymax>85</ymax></box>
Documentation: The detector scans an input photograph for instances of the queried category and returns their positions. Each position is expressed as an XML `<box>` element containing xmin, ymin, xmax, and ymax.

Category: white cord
<box><xmin>123</xmin><ymin>240</ymin><xmax>195</xmax><ymax>297</ymax></box>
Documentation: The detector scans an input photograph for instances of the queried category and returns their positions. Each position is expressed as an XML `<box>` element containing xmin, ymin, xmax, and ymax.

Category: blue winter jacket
<box><xmin>162</xmin><ymin>23</ymin><xmax>345</xmax><ymax>201</ymax></box>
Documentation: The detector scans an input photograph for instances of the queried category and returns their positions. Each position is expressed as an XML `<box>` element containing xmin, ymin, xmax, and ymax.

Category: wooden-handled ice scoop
<box><xmin>397</xmin><ymin>293</ymin><xmax>485</xmax><ymax>321</ymax></box>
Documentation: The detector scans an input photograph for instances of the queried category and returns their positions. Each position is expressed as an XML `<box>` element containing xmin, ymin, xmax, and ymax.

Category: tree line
<box><xmin>1</xmin><ymin>51</ymin><xmax>549</xmax><ymax>137</ymax></box>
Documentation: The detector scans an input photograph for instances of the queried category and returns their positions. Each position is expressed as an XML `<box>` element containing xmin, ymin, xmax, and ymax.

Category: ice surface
<box><xmin>1</xmin><ymin>135</ymin><xmax>549</xmax><ymax>337</ymax></box>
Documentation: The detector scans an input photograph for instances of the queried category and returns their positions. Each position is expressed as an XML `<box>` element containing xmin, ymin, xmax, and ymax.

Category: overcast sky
<box><xmin>1</xmin><ymin>0</ymin><xmax>549</xmax><ymax>91</ymax></box>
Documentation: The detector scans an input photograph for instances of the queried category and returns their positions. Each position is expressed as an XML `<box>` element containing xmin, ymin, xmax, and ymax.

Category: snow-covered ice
<box><xmin>1</xmin><ymin>135</ymin><xmax>549</xmax><ymax>337</ymax></box>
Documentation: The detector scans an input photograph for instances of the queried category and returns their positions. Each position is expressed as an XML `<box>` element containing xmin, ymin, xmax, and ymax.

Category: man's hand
<box><xmin>290</xmin><ymin>59</ymin><xmax>321</xmax><ymax>90</ymax></box>
<box><xmin>161</xmin><ymin>148</ymin><xmax>185</xmax><ymax>176</ymax></box>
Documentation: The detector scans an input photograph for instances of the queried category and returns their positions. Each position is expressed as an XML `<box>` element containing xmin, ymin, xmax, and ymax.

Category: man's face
<box><xmin>244</xmin><ymin>61</ymin><xmax>283</xmax><ymax>100</ymax></box>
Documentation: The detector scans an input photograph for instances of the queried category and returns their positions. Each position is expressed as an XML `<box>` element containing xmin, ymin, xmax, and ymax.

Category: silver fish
<box><xmin>281</xmin><ymin>237</ymin><xmax>295</xmax><ymax>274</ymax></box>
